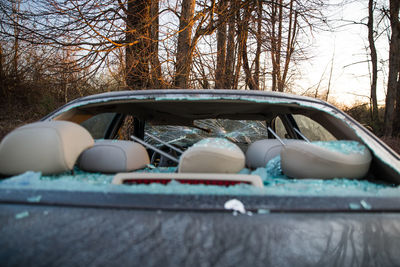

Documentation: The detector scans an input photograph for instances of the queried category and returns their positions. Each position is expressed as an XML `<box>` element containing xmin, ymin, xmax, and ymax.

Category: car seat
<box><xmin>178</xmin><ymin>138</ymin><xmax>245</xmax><ymax>173</ymax></box>
<box><xmin>77</xmin><ymin>140</ymin><xmax>150</xmax><ymax>173</ymax></box>
<box><xmin>280</xmin><ymin>141</ymin><xmax>372</xmax><ymax>179</ymax></box>
<box><xmin>0</xmin><ymin>121</ymin><xmax>94</xmax><ymax>175</ymax></box>
<box><xmin>245</xmin><ymin>139</ymin><xmax>303</xmax><ymax>169</ymax></box>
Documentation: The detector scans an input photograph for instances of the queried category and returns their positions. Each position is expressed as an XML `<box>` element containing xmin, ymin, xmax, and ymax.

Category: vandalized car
<box><xmin>1</xmin><ymin>89</ymin><xmax>400</xmax><ymax>266</ymax></box>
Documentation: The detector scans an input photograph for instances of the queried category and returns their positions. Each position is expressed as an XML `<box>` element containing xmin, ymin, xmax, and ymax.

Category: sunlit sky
<box><xmin>295</xmin><ymin>0</ymin><xmax>388</xmax><ymax>107</ymax></box>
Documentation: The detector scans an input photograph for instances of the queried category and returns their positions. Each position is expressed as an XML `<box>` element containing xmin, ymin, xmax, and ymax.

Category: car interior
<box><xmin>0</xmin><ymin>98</ymin><xmax>399</xmax><ymax>198</ymax></box>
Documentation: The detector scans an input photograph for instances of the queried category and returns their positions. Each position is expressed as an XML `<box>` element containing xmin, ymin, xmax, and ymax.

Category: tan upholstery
<box><xmin>0</xmin><ymin>121</ymin><xmax>94</xmax><ymax>175</ymax></box>
<box><xmin>246</xmin><ymin>139</ymin><xmax>304</xmax><ymax>168</ymax></box>
<box><xmin>281</xmin><ymin>142</ymin><xmax>372</xmax><ymax>179</ymax></box>
<box><xmin>78</xmin><ymin>140</ymin><xmax>150</xmax><ymax>173</ymax></box>
<box><xmin>178</xmin><ymin>138</ymin><xmax>245</xmax><ymax>173</ymax></box>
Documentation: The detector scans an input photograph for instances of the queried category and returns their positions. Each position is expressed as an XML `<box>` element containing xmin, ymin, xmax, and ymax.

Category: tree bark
<box><xmin>215</xmin><ymin>0</ymin><xmax>227</xmax><ymax>89</ymax></box>
<box><xmin>126</xmin><ymin>0</ymin><xmax>150</xmax><ymax>90</ymax></box>
<box><xmin>174</xmin><ymin>0</ymin><xmax>196</xmax><ymax>88</ymax></box>
<box><xmin>368</xmin><ymin>0</ymin><xmax>379</xmax><ymax>130</ymax></box>
<box><xmin>240</xmin><ymin>2</ymin><xmax>258</xmax><ymax>90</ymax></box>
<box><xmin>394</xmin><ymin>78</ymin><xmax>400</xmax><ymax>136</ymax></box>
<box><xmin>254</xmin><ymin>0</ymin><xmax>263</xmax><ymax>88</ymax></box>
<box><xmin>224</xmin><ymin>0</ymin><xmax>236</xmax><ymax>89</ymax></box>
<box><xmin>281</xmin><ymin>0</ymin><xmax>297</xmax><ymax>92</ymax></box>
<box><xmin>275</xmin><ymin>0</ymin><xmax>284</xmax><ymax>92</ymax></box>
<box><xmin>12</xmin><ymin>0</ymin><xmax>21</xmax><ymax>80</ymax></box>
<box><xmin>268</xmin><ymin>0</ymin><xmax>301</xmax><ymax>92</ymax></box>
<box><xmin>149</xmin><ymin>0</ymin><xmax>162</xmax><ymax>88</ymax></box>
<box><xmin>384</xmin><ymin>0</ymin><xmax>400</xmax><ymax>136</ymax></box>
<box><xmin>0</xmin><ymin>44</ymin><xmax>4</xmax><ymax>98</ymax></box>
<box><xmin>325</xmin><ymin>51</ymin><xmax>334</xmax><ymax>102</ymax></box>
<box><xmin>269</xmin><ymin>0</ymin><xmax>283</xmax><ymax>91</ymax></box>
<box><xmin>233</xmin><ymin>5</ymin><xmax>244</xmax><ymax>89</ymax></box>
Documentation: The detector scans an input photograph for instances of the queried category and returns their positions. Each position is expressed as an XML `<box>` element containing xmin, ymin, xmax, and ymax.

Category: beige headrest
<box><xmin>0</xmin><ymin>121</ymin><xmax>94</xmax><ymax>175</ymax></box>
<box><xmin>78</xmin><ymin>140</ymin><xmax>150</xmax><ymax>173</ymax></box>
<box><xmin>178</xmin><ymin>138</ymin><xmax>245</xmax><ymax>173</ymax></box>
<box><xmin>281</xmin><ymin>142</ymin><xmax>372</xmax><ymax>179</ymax></box>
<box><xmin>246</xmin><ymin>139</ymin><xmax>304</xmax><ymax>168</ymax></box>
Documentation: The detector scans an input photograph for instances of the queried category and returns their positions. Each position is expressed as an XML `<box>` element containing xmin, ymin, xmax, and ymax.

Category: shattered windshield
<box><xmin>145</xmin><ymin>119</ymin><xmax>270</xmax><ymax>150</ymax></box>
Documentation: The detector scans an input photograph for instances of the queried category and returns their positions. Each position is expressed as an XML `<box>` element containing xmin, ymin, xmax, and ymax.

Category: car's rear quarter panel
<box><xmin>1</xmin><ymin>204</ymin><xmax>400</xmax><ymax>267</ymax></box>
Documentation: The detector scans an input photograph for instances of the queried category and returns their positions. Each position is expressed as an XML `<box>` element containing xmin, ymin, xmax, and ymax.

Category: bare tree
<box><xmin>0</xmin><ymin>0</ymin><xmax>161</xmax><ymax>89</ymax></box>
<box><xmin>0</xmin><ymin>0</ymin><xmax>328</xmax><ymax>97</ymax></box>
<box><xmin>384</xmin><ymin>0</ymin><xmax>400</xmax><ymax>137</ymax></box>
<box><xmin>395</xmin><ymin>78</ymin><xmax>400</xmax><ymax>135</ymax></box>
<box><xmin>0</xmin><ymin>43</ymin><xmax>5</xmax><ymax>98</ymax></box>
<box><xmin>149</xmin><ymin>0</ymin><xmax>163</xmax><ymax>88</ymax></box>
<box><xmin>253</xmin><ymin>0</ymin><xmax>263</xmax><ymax>88</ymax></box>
<box><xmin>126</xmin><ymin>0</ymin><xmax>151</xmax><ymax>89</ymax></box>
<box><xmin>325</xmin><ymin>50</ymin><xmax>334</xmax><ymax>102</ymax></box>
<box><xmin>213</xmin><ymin>0</ymin><xmax>325</xmax><ymax>92</ymax></box>
<box><xmin>174</xmin><ymin>0</ymin><xmax>221</xmax><ymax>88</ymax></box>
<box><xmin>215</xmin><ymin>0</ymin><xmax>227</xmax><ymax>89</ymax></box>
<box><xmin>267</xmin><ymin>0</ymin><xmax>299</xmax><ymax>92</ymax></box>
<box><xmin>239</xmin><ymin>1</ymin><xmax>258</xmax><ymax>90</ymax></box>
<box><xmin>368</xmin><ymin>0</ymin><xmax>379</xmax><ymax>129</ymax></box>
<box><xmin>11</xmin><ymin>0</ymin><xmax>20</xmax><ymax>77</ymax></box>
<box><xmin>224</xmin><ymin>0</ymin><xmax>236</xmax><ymax>89</ymax></box>
<box><xmin>174</xmin><ymin>0</ymin><xmax>196</xmax><ymax>88</ymax></box>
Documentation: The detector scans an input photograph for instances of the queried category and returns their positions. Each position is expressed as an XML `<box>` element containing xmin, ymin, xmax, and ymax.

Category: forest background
<box><xmin>0</xmin><ymin>0</ymin><xmax>399</xmax><ymax>152</ymax></box>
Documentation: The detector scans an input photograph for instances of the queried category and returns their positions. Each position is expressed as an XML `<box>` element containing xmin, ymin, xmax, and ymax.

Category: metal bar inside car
<box><xmin>145</xmin><ymin>133</ymin><xmax>184</xmax><ymax>154</ymax></box>
<box><xmin>130</xmin><ymin>135</ymin><xmax>180</xmax><ymax>163</ymax></box>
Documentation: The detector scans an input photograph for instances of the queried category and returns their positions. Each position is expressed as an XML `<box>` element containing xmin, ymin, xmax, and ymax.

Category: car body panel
<box><xmin>2</xmin><ymin>203</ymin><xmax>400</xmax><ymax>267</ymax></box>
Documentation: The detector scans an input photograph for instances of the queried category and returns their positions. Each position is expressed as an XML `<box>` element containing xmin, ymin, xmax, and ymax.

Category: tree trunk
<box><xmin>384</xmin><ymin>0</ymin><xmax>400</xmax><ymax>137</ymax></box>
<box><xmin>0</xmin><ymin>44</ymin><xmax>5</xmax><ymax>99</ymax></box>
<box><xmin>240</xmin><ymin>2</ymin><xmax>258</xmax><ymax>90</ymax></box>
<box><xmin>394</xmin><ymin>79</ymin><xmax>400</xmax><ymax>136</ymax></box>
<box><xmin>269</xmin><ymin>0</ymin><xmax>282</xmax><ymax>91</ymax></box>
<box><xmin>268</xmin><ymin>0</ymin><xmax>299</xmax><ymax>92</ymax></box>
<box><xmin>233</xmin><ymin>6</ymin><xmax>244</xmax><ymax>89</ymax></box>
<box><xmin>276</xmin><ymin>0</ymin><xmax>284</xmax><ymax>92</ymax></box>
<box><xmin>281</xmin><ymin>0</ymin><xmax>297</xmax><ymax>93</ymax></box>
<box><xmin>368</xmin><ymin>0</ymin><xmax>379</xmax><ymax>130</ymax></box>
<box><xmin>12</xmin><ymin>0</ymin><xmax>21</xmax><ymax>80</ymax></box>
<box><xmin>126</xmin><ymin>0</ymin><xmax>150</xmax><ymax>90</ymax></box>
<box><xmin>224</xmin><ymin>0</ymin><xmax>236</xmax><ymax>89</ymax></box>
<box><xmin>254</xmin><ymin>0</ymin><xmax>263</xmax><ymax>89</ymax></box>
<box><xmin>174</xmin><ymin>0</ymin><xmax>196</xmax><ymax>88</ymax></box>
<box><xmin>325</xmin><ymin>51</ymin><xmax>334</xmax><ymax>102</ymax></box>
<box><xmin>149</xmin><ymin>0</ymin><xmax>162</xmax><ymax>89</ymax></box>
<box><xmin>215</xmin><ymin>0</ymin><xmax>227</xmax><ymax>89</ymax></box>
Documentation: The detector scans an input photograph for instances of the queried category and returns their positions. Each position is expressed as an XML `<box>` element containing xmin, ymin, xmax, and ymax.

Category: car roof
<box><xmin>55</xmin><ymin>89</ymin><xmax>328</xmax><ymax>106</ymax></box>
<box><xmin>44</xmin><ymin>89</ymin><xmax>336</xmax><ymax>121</ymax></box>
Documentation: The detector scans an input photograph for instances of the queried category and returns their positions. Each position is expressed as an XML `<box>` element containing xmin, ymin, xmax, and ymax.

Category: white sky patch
<box><xmin>294</xmin><ymin>0</ymin><xmax>388</xmax><ymax>107</ymax></box>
